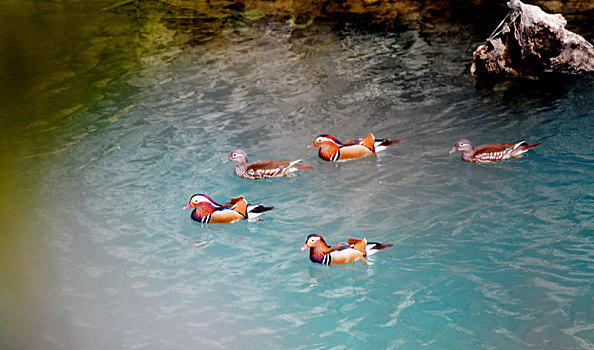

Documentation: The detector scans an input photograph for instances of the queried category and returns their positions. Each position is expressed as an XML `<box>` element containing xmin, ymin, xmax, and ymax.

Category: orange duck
<box><xmin>308</xmin><ymin>133</ymin><xmax>400</xmax><ymax>161</ymax></box>
<box><xmin>184</xmin><ymin>194</ymin><xmax>273</xmax><ymax>223</ymax></box>
<box><xmin>301</xmin><ymin>234</ymin><xmax>393</xmax><ymax>266</ymax></box>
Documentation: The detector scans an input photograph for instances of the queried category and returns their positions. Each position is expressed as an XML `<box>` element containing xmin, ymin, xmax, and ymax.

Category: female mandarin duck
<box><xmin>449</xmin><ymin>139</ymin><xmax>541</xmax><ymax>163</ymax></box>
<box><xmin>224</xmin><ymin>149</ymin><xmax>314</xmax><ymax>179</ymax></box>
<box><xmin>301</xmin><ymin>234</ymin><xmax>393</xmax><ymax>266</ymax></box>
<box><xmin>183</xmin><ymin>194</ymin><xmax>273</xmax><ymax>223</ymax></box>
<box><xmin>308</xmin><ymin>133</ymin><xmax>401</xmax><ymax>161</ymax></box>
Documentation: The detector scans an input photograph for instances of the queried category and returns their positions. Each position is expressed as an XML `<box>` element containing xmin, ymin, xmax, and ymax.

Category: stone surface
<box><xmin>471</xmin><ymin>0</ymin><xmax>594</xmax><ymax>76</ymax></box>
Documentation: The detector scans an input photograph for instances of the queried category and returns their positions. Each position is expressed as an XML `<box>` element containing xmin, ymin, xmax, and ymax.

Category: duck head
<box><xmin>308</xmin><ymin>135</ymin><xmax>341</xmax><ymax>148</ymax></box>
<box><xmin>183</xmin><ymin>194</ymin><xmax>217</xmax><ymax>210</ymax></box>
<box><xmin>224</xmin><ymin>149</ymin><xmax>248</xmax><ymax>164</ymax></box>
<box><xmin>450</xmin><ymin>139</ymin><xmax>475</xmax><ymax>154</ymax></box>
<box><xmin>301</xmin><ymin>234</ymin><xmax>326</xmax><ymax>251</ymax></box>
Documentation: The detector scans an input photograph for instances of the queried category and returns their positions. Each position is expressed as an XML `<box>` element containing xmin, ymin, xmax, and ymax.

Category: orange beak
<box><xmin>307</xmin><ymin>142</ymin><xmax>316</xmax><ymax>149</ymax></box>
<box><xmin>301</xmin><ymin>243</ymin><xmax>309</xmax><ymax>251</ymax></box>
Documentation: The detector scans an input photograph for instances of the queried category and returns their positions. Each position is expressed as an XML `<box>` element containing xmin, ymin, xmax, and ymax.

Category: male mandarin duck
<box><xmin>183</xmin><ymin>194</ymin><xmax>273</xmax><ymax>223</ymax></box>
<box><xmin>224</xmin><ymin>149</ymin><xmax>314</xmax><ymax>179</ymax></box>
<box><xmin>308</xmin><ymin>133</ymin><xmax>401</xmax><ymax>161</ymax></box>
<box><xmin>301</xmin><ymin>234</ymin><xmax>394</xmax><ymax>266</ymax></box>
<box><xmin>449</xmin><ymin>139</ymin><xmax>541</xmax><ymax>163</ymax></box>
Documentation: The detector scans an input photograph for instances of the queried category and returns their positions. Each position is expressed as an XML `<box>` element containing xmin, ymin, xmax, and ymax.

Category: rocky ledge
<box><xmin>471</xmin><ymin>0</ymin><xmax>594</xmax><ymax>77</ymax></box>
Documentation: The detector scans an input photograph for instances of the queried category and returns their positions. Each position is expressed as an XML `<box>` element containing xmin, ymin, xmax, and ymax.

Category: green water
<box><xmin>1</xmin><ymin>1</ymin><xmax>593</xmax><ymax>349</ymax></box>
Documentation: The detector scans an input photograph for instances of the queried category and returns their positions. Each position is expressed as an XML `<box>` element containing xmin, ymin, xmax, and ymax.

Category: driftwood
<box><xmin>471</xmin><ymin>0</ymin><xmax>594</xmax><ymax>77</ymax></box>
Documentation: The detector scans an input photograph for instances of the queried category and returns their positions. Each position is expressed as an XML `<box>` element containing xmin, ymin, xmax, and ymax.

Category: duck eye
<box><xmin>232</xmin><ymin>153</ymin><xmax>237</xmax><ymax>157</ymax></box>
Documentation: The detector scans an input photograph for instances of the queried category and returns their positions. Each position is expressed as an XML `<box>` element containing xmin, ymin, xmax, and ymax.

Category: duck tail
<box><xmin>247</xmin><ymin>204</ymin><xmax>274</xmax><ymax>215</ymax></box>
<box><xmin>365</xmin><ymin>242</ymin><xmax>394</xmax><ymax>256</ymax></box>
<box><xmin>377</xmin><ymin>139</ymin><xmax>401</xmax><ymax>147</ymax></box>
<box><xmin>294</xmin><ymin>164</ymin><xmax>314</xmax><ymax>171</ymax></box>
<box><xmin>512</xmin><ymin>141</ymin><xmax>541</xmax><ymax>157</ymax></box>
<box><xmin>374</xmin><ymin>138</ymin><xmax>401</xmax><ymax>153</ymax></box>
<box><xmin>523</xmin><ymin>142</ymin><xmax>541</xmax><ymax>150</ymax></box>
<box><xmin>286</xmin><ymin>159</ymin><xmax>314</xmax><ymax>171</ymax></box>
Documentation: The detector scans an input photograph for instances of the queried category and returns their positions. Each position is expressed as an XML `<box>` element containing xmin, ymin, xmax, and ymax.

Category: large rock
<box><xmin>471</xmin><ymin>0</ymin><xmax>594</xmax><ymax>76</ymax></box>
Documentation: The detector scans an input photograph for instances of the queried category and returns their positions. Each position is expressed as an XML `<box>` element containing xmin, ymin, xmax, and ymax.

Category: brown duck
<box><xmin>449</xmin><ymin>139</ymin><xmax>541</xmax><ymax>163</ymax></box>
<box><xmin>224</xmin><ymin>149</ymin><xmax>314</xmax><ymax>179</ymax></box>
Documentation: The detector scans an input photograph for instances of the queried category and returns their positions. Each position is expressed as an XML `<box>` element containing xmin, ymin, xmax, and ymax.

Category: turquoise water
<box><xmin>1</xmin><ymin>2</ymin><xmax>593</xmax><ymax>349</ymax></box>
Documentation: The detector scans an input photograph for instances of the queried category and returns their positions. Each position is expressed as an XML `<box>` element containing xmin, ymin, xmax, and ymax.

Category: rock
<box><xmin>471</xmin><ymin>0</ymin><xmax>594</xmax><ymax>77</ymax></box>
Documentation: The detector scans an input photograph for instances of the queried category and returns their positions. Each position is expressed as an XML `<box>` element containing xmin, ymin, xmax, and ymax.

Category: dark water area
<box><xmin>1</xmin><ymin>1</ymin><xmax>593</xmax><ymax>349</ymax></box>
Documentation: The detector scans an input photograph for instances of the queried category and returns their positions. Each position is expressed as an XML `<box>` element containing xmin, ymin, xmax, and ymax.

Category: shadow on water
<box><xmin>475</xmin><ymin>73</ymin><xmax>594</xmax><ymax>110</ymax></box>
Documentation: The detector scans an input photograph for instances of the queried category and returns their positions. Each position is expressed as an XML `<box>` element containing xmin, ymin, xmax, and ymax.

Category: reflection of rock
<box><xmin>471</xmin><ymin>0</ymin><xmax>594</xmax><ymax>77</ymax></box>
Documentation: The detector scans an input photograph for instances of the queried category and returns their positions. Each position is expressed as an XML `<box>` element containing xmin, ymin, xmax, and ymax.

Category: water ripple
<box><xmin>13</xmin><ymin>16</ymin><xmax>594</xmax><ymax>350</ymax></box>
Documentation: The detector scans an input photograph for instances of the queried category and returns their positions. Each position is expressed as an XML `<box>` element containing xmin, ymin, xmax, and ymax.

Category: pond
<box><xmin>1</xmin><ymin>1</ymin><xmax>593</xmax><ymax>349</ymax></box>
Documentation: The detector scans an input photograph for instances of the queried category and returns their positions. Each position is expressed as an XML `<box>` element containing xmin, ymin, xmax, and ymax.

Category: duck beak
<box><xmin>449</xmin><ymin>147</ymin><xmax>457</xmax><ymax>154</ymax></box>
<box><xmin>307</xmin><ymin>142</ymin><xmax>316</xmax><ymax>149</ymax></box>
<box><xmin>301</xmin><ymin>243</ymin><xmax>309</xmax><ymax>251</ymax></box>
<box><xmin>223</xmin><ymin>157</ymin><xmax>231</xmax><ymax>164</ymax></box>
<box><xmin>183</xmin><ymin>203</ymin><xmax>193</xmax><ymax>210</ymax></box>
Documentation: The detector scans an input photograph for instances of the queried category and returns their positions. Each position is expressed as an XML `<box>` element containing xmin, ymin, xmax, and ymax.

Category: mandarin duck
<box><xmin>449</xmin><ymin>139</ymin><xmax>541</xmax><ymax>163</ymax></box>
<box><xmin>308</xmin><ymin>133</ymin><xmax>401</xmax><ymax>161</ymax></box>
<box><xmin>183</xmin><ymin>194</ymin><xmax>273</xmax><ymax>223</ymax></box>
<box><xmin>224</xmin><ymin>149</ymin><xmax>314</xmax><ymax>179</ymax></box>
<box><xmin>301</xmin><ymin>234</ymin><xmax>394</xmax><ymax>266</ymax></box>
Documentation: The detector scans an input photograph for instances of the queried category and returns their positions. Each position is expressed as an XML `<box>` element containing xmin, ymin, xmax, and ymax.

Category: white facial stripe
<box><xmin>191</xmin><ymin>195</ymin><xmax>211</xmax><ymax>204</ymax></box>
